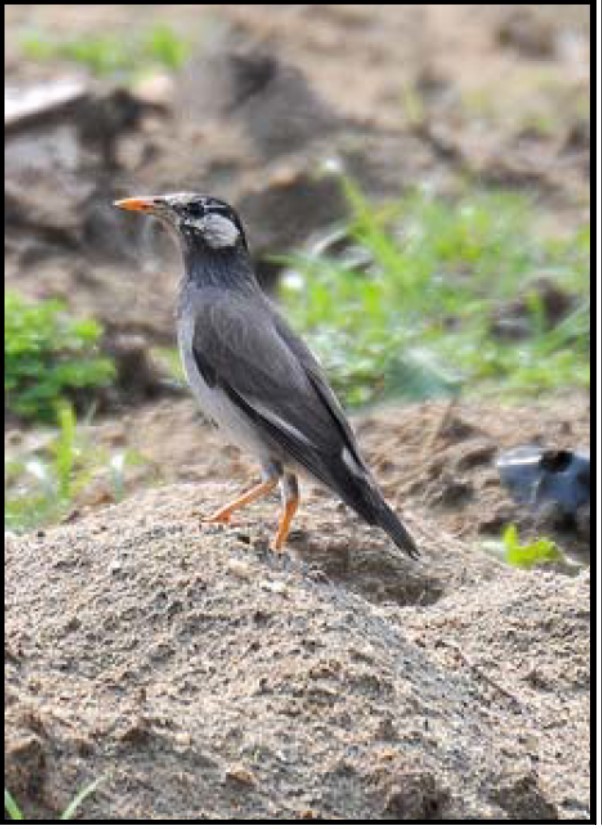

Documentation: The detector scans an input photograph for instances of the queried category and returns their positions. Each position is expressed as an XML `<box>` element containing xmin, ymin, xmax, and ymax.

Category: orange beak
<box><xmin>113</xmin><ymin>196</ymin><xmax>164</xmax><ymax>213</ymax></box>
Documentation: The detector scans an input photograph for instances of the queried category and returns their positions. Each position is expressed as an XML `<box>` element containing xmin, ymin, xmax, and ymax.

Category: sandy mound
<box><xmin>5</xmin><ymin>472</ymin><xmax>589</xmax><ymax>819</ymax></box>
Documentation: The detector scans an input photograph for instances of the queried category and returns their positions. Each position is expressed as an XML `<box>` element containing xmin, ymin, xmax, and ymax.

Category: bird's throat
<box><xmin>181</xmin><ymin>237</ymin><xmax>258</xmax><ymax>292</ymax></box>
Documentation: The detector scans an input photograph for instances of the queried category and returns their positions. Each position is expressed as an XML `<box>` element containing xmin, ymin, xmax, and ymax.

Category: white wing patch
<box><xmin>341</xmin><ymin>446</ymin><xmax>366</xmax><ymax>478</ymax></box>
<box><xmin>186</xmin><ymin>213</ymin><xmax>239</xmax><ymax>248</ymax></box>
<box><xmin>251</xmin><ymin>403</ymin><xmax>315</xmax><ymax>447</ymax></box>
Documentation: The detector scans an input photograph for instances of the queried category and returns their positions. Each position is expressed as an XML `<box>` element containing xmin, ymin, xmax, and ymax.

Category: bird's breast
<box><xmin>176</xmin><ymin>310</ymin><xmax>274</xmax><ymax>459</ymax></box>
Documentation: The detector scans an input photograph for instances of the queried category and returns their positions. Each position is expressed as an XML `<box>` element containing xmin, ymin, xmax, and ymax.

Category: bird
<box><xmin>114</xmin><ymin>193</ymin><xmax>419</xmax><ymax>559</ymax></box>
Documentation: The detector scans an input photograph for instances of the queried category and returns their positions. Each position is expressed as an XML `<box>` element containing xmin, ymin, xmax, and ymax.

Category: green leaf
<box><xmin>502</xmin><ymin>524</ymin><xmax>563</xmax><ymax>568</ymax></box>
<box><xmin>4</xmin><ymin>788</ymin><xmax>24</xmax><ymax>820</ymax></box>
<box><xmin>384</xmin><ymin>349</ymin><xmax>462</xmax><ymax>401</ymax></box>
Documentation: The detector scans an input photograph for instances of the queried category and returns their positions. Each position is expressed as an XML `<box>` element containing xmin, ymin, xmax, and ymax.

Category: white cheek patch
<box><xmin>185</xmin><ymin>213</ymin><xmax>240</xmax><ymax>248</ymax></box>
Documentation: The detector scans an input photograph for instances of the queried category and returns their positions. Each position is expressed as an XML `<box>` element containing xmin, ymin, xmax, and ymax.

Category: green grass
<box><xmin>20</xmin><ymin>23</ymin><xmax>190</xmax><ymax>78</ymax></box>
<box><xmin>5</xmin><ymin>777</ymin><xmax>104</xmax><ymax>820</ymax></box>
<box><xmin>279</xmin><ymin>180</ymin><xmax>589</xmax><ymax>408</ymax></box>
<box><xmin>5</xmin><ymin>294</ymin><xmax>144</xmax><ymax>532</ymax></box>
<box><xmin>5</xmin><ymin>292</ymin><xmax>115</xmax><ymax>423</ymax></box>
<box><xmin>5</xmin><ymin>402</ymin><xmax>142</xmax><ymax>533</ymax></box>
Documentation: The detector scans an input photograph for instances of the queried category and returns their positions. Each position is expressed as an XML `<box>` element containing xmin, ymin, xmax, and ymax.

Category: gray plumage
<box><xmin>115</xmin><ymin>192</ymin><xmax>419</xmax><ymax>559</ymax></box>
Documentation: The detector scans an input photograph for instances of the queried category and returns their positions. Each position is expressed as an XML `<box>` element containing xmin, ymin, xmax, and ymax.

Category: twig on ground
<box><xmin>442</xmin><ymin>639</ymin><xmax>524</xmax><ymax>710</ymax></box>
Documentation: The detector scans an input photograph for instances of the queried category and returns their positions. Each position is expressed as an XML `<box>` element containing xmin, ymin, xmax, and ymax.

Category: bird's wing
<box><xmin>191</xmin><ymin>293</ymin><xmax>367</xmax><ymax>481</ymax></box>
<box><xmin>272</xmin><ymin>312</ymin><xmax>364</xmax><ymax>459</ymax></box>
<box><xmin>192</xmin><ymin>292</ymin><xmax>419</xmax><ymax>558</ymax></box>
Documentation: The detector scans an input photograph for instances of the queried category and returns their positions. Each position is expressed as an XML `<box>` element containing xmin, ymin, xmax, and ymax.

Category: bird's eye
<box><xmin>187</xmin><ymin>203</ymin><xmax>205</xmax><ymax>218</ymax></box>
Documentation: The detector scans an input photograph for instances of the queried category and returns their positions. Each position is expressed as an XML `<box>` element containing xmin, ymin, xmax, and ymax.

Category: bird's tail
<box><xmin>329</xmin><ymin>460</ymin><xmax>420</xmax><ymax>560</ymax></box>
<box><xmin>370</xmin><ymin>496</ymin><xmax>420</xmax><ymax>560</ymax></box>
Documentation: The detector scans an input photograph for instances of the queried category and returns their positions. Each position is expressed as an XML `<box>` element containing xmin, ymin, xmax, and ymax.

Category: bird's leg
<box><xmin>270</xmin><ymin>474</ymin><xmax>300</xmax><ymax>553</ymax></box>
<box><xmin>202</xmin><ymin>479</ymin><xmax>278</xmax><ymax>525</ymax></box>
<box><xmin>202</xmin><ymin>461</ymin><xmax>282</xmax><ymax>525</ymax></box>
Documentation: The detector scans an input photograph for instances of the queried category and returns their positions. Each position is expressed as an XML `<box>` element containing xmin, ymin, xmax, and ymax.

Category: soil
<box><xmin>4</xmin><ymin>4</ymin><xmax>591</xmax><ymax>821</ymax></box>
<box><xmin>5</xmin><ymin>397</ymin><xmax>591</xmax><ymax>819</ymax></box>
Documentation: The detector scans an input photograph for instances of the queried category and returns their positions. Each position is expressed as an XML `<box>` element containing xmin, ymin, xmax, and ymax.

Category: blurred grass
<box><xmin>20</xmin><ymin>23</ymin><xmax>190</xmax><ymax>78</ymax></box>
<box><xmin>4</xmin><ymin>293</ymin><xmax>143</xmax><ymax>532</ymax></box>
<box><xmin>5</xmin><ymin>402</ymin><xmax>143</xmax><ymax>533</ymax></box>
<box><xmin>279</xmin><ymin>181</ymin><xmax>589</xmax><ymax>408</ymax></box>
<box><xmin>5</xmin><ymin>292</ymin><xmax>115</xmax><ymax>423</ymax></box>
<box><xmin>5</xmin><ymin>777</ymin><xmax>104</xmax><ymax>821</ymax></box>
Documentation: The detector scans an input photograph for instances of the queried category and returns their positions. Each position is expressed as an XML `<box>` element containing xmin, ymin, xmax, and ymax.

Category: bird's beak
<box><xmin>113</xmin><ymin>196</ymin><xmax>166</xmax><ymax>215</ymax></box>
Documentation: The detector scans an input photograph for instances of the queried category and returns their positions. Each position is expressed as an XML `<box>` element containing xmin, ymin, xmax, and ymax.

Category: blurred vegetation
<box><xmin>20</xmin><ymin>23</ymin><xmax>190</xmax><ymax>78</ymax></box>
<box><xmin>4</xmin><ymin>295</ymin><xmax>142</xmax><ymax>531</ymax></box>
<box><xmin>5</xmin><ymin>291</ymin><xmax>115</xmax><ymax>423</ymax></box>
<box><xmin>5</xmin><ymin>401</ymin><xmax>142</xmax><ymax>532</ymax></box>
<box><xmin>280</xmin><ymin>181</ymin><xmax>590</xmax><ymax>408</ymax></box>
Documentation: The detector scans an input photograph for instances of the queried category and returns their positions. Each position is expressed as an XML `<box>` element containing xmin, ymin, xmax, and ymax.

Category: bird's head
<box><xmin>114</xmin><ymin>192</ymin><xmax>247</xmax><ymax>251</ymax></box>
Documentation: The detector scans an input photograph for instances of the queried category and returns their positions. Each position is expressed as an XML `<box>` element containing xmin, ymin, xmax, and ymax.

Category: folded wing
<box><xmin>192</xmin><ymin>293</ymin><xmax>418</xmax><ymax>557</ymax></box>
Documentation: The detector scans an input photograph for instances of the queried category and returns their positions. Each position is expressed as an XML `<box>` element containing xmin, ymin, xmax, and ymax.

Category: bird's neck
<box><xmin>181</xmin><ymin>238</ymin><xmax>259</xmax><ymax>292</ymax></box>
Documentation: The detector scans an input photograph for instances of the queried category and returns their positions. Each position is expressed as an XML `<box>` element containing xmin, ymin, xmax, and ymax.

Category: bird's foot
<box><xmin>199</xmin><ymin>510</ymin><xmax>237</xmax><ymax>526</ymax></box>
<box><xmin>257</xmin><ymin>544</ymin><xmax>291</xmax><ymax>571</ymax></box>
<box><xmin>299</xmin><ymin>562</ymin><xmax>330</xmax><ymax>583</ymax></box>
<box><xmin>262</xmin><ymin>553</ymin><xmax>329</xmax><ymax>583</ymax></box>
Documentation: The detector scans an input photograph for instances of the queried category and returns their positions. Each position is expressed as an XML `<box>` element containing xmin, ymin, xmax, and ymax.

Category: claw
<box><xmin>200</xmin><ymin>511</ymin><xmax>234</xmax><ymax>526</ymax></box>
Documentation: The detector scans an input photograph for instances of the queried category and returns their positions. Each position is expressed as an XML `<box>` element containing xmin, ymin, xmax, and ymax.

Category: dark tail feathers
<box><xmin>331</xmin><ymin>464</ymin><xmax>420</xmax><ymax>560</ymax></box>
<box><xmin>371</xmin><ymin>496</ymin><xmax>420</xmax><ymax>560</ymax></box>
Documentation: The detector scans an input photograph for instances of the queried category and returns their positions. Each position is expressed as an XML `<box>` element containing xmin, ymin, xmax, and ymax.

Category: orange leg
<box><xmin>202</xmin><ymin>478</ymin><xmax>278</xmax><ymax>525</ymax></box>
<box><xmin>270</xmin><ymin>474</ymin><xmax>300</xmax><ymax>553</ymax></box>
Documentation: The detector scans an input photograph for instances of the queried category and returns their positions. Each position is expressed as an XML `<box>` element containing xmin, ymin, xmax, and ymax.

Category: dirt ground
<box><xmin>5</xmin><ymin>396</ymin><xmax>591</xmax><ymax>820</ymax></box>
<box><xmin>4</xmin><ymin>497</ymin><xmax>591</xmax><ymax>820</ymax></box>
<box><xmin>4</xmin><ymin>4</ymin><xmax>591</xmax><ymax>820</ymax></box>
